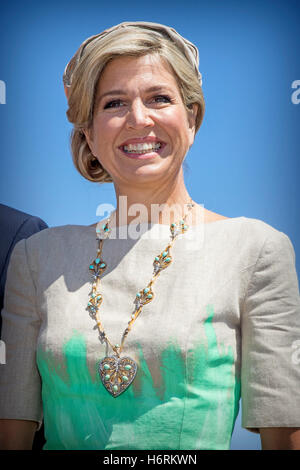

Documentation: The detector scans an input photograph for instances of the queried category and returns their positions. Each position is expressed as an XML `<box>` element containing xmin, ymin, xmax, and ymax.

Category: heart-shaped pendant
<box><xmin>98</xmin><ymin>355</ymin><xmax>137</xmax><ymax>397</ymax></box>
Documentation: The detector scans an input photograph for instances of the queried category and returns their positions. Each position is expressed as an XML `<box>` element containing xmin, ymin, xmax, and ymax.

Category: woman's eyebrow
<box><xmin>95</xmin><ymin>90</ymin><xmax>124</xmax><ymax>109</ymax></box>
<box><xmin>99</xmin><ymin>89</ymin><xmax>125</xmax><ymax>100</ymax></box>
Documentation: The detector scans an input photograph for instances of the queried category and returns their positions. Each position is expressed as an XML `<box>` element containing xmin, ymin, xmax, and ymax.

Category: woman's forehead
<box><xmin>97</xmin><ymin>54</ymin><xmax>178</xmax><ymax>92</ymax></box>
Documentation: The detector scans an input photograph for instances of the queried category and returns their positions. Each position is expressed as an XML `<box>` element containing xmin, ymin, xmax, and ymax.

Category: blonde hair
<box><xmin>64</xmin><ymin>26</ymin><xmax>205</xmax><ymax>183</ymax></box>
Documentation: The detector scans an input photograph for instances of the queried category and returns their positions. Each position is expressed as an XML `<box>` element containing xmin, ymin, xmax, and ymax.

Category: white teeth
<box><xmin>123</xmin><ymin>142</ymin><xmax>161</xmax><ymax>153</ymax></box>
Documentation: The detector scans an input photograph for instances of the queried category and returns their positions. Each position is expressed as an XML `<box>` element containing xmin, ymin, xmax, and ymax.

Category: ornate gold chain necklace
<box><xmin>87</xmin><ymin>200</ymin><xmax>195</xmax><ymax>397</ymax></box>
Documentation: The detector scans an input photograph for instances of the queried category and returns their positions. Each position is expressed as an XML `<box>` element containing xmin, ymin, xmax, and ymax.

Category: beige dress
<box><xmin>0</xmin><ymin>216</ymin><xmax>300</xmax><ymax>449</ymax></box>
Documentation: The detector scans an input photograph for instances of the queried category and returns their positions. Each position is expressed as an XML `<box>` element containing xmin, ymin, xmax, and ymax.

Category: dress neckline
<box><xmin>87</xmin><ymin>216</ymin><xmax>245</xmax><ymax>231</ymax></box>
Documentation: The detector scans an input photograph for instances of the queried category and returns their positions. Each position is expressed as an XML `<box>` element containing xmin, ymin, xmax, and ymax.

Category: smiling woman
<box><xmin>0</xmin><ymin>21</ymin><xmax>300</xmax><ymax>451</ymax></box>
<box><xmin>64</xmin><ymin>23</ymin><xmax>204</xmax><ymax>193</ymax></box>
<box><xmin>83</xmin><ymin>54</ymin><xmax>198</xmax><ymax>189</ymax></box>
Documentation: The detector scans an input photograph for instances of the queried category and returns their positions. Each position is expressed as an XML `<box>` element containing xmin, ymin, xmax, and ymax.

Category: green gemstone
<box><xmin>103</xmin><ymin>364</ymin><xmax>110</xmax><ymax>370</ymax></box>
<box><xmin>162</xmin><ymin>251</ymin><xmax>168</xmax><ymax>257</ymax></box>
<box><xmin>165</xmin><ymin>257</ymin><xmax>171</xmax><ymax>262</ymax></box>
<box><xmin>105</xmin><ymin>374</ymin><xmax>110</xmax><ymax>381</ymax></box>
<box><xmin>136</xmin><ymin>292</ymin><xmax>141</xmax><ymax>298</ymax></box>
<box><xmin>91</xmin><ymin>293</ymin><xmax>96</xmax><ymax>298</ymax></box>
<box><xmin>95</xmin><ymin>258</ymin><xmax>100</xmax><ymax>264</ymax></box>
<box><xmin>97</xmin><ymin>295</ymin><xmax>102</xmax><ymax>300</ymax></box>
<box><xmin>147</xmin><ymin>294</ymin><xmax>153</xmax><ymax>299</ymax></box>
<box><xmin>122</xmin><ymin>376</ymin><xmax>129</xmax><ymax>382</ymax></box>
<box><xmin>89</xmin><ymin>265</ymin><xmax>94</xmax><ymax>270</ymax></box>
<box><xmin>144</xmin><ymin>287</ymin><xmax>150</xmax><ymax>294</ymax></box>
<box><xmin>88</xmin><ymin>302</ymin><xmax>92</xmax><ymax>306</ymax></box>
<box><xmin>155</xmin><ymin>256</ymin><xmax>160</xmax><ymax>261</ymax></box>
<box><xmin>125</xmin><ymin>365</ymin><xmax>132</xmax><ymax>370</ymax></box>
<box><xmin>113</xmin><ymin>385</ymin><xmax>118</xmax><ymax>392</ymax></box>
<box><xmin>171</xmin><ymin>223</ymin><xmax>175</xmax><ymax>227</ymax></box>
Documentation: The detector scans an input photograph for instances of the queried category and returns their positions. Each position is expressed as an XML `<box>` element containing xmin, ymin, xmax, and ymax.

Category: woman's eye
<box><xmin>153</xmin><ymin>95</ymin><xmax>172</xmax><ymax>104</ymax></box>
<box><xmin>104</xmin><ymin>99</ymin><xmax>124</xmax><ymax>109</ymax></box>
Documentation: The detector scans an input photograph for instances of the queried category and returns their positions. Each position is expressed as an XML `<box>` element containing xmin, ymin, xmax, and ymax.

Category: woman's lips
<box><xmin>119</xmin><ymin>137</ymin><xmax>166</xmax><ymax>160</ymax></box>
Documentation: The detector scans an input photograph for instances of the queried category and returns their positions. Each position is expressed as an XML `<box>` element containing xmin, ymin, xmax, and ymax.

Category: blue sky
<box><xmin>0</xmin><ymin>0</ymin><xmax>299</xmax><ymax>450</ymax></box>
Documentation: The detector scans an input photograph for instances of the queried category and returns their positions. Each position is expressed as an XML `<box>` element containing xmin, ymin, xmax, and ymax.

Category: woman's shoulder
<box><xmin>238</xmin><ymin>215</ymin><xmax>290</xmax><ymax>242</ymax></box>
<box><xmin>224</xmin><ymin>215</ymin><xmax>295</xmax><ymax>266</ymax></box>
<box><xmin>204</xmin><ymin>210</ymin><xmax>286</xmax><ymax>240</ymax></box>
<box><xmin>204</xmin><ymin>213</ymin><xmax>293</xmax><ymax>261</ymax></box>
<box><xmin>203</xmin><ymin>209</ymin><xmax>285</xmax><ymax>238</ymax></box>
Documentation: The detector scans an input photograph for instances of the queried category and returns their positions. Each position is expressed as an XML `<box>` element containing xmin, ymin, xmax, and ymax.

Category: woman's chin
<box><xmin>118</xmin><ymin>162</ymin><xmax>168</xmax><ymax>184</ymax></box>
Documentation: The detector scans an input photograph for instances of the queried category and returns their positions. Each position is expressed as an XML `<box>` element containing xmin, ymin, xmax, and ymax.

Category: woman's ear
<box><xmin>187</xmin><ymin>103</ymin><xmax>198</xmax><ymax>145</ymax></box>
<box><xmin>187</xmin><ymin>104</ymin><xmax>198</xmax><ymax>129</ymax></box>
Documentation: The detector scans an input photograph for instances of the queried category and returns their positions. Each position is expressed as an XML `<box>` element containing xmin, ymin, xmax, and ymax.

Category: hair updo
<box><xmin>64</xmin><ymin>24</ymin><xmax>205</xmax><ymax>183</ymax></box>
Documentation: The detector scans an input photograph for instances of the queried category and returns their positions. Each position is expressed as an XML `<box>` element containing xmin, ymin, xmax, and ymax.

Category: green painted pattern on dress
<box><xmin>37</xmin><ymin>304</ymin><xmax>240</xmax><ymax>450</ymax></box>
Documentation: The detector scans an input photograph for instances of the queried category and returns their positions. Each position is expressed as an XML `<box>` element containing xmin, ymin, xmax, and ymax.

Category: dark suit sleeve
<box><xmin>13</xmin><ymin>216</ymin><xmax>48</xmax><ymax>245</ymax></box>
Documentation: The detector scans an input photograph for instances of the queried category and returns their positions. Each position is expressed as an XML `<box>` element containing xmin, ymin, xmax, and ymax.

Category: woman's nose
<box><xmin>125</xmin><ymin>100</ymin><xmax>154</xmax><ymax>130</ymax></box>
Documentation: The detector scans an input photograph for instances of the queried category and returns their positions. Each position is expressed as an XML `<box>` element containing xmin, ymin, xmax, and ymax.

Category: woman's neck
<box><xmin>112</xmin><ymin>193</ymin><xmax>203</xmax><ymax>227</ymax></box>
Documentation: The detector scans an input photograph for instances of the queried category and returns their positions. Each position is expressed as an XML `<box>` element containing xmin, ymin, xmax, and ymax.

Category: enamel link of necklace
<box><xmin>87</xmin><ymin>200</ymin><xmax>195</xmax><ymax>397</ymax></box>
